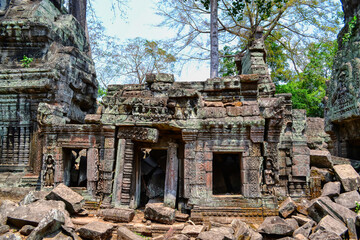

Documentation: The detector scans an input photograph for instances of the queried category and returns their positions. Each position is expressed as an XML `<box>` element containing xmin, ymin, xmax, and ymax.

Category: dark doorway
<box><xmin>213</xmin><ymin>153</ymin><xmax>241</xmax><ymax>195</ymax></box>
<box><xmin>347</xmin><ymin>140</ymin><xmax>360</xmax><ymax>160</ymax></box>
<box><xmin>140</xmin><ymin>149</ymin><xmax>167</xmax><ymax>207</ymax></box>
<box><xmin>63</xmin><ymin>149</ymin><xmax>87</xmax><ymax>187</ymax></box>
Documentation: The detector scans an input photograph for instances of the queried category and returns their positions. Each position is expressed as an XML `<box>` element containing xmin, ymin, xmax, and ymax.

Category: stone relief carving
<box><xmin>44</xmin><ymin>155</ymin><xmax>55</xmax><ymax>187</ymax></box>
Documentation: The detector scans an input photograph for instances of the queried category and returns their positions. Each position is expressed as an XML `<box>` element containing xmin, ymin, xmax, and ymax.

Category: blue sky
<box><xmin>92</xmin><ymin>0</ymin><xmax>210</xmax><ymax>82</ymax></box>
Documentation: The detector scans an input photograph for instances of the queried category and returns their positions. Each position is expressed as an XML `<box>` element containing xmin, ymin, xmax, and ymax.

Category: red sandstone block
<box><xmin>292</xmin><ymin>164</ymin><xmax>310</xmax><ymax>177</ymax></box>
<box><xmin>292</xmin><ymin>155</ymin><xmax>310</xmax><ymax>165</ymax></box>
<box><xmin>204</xmin><ymin>161</ymin><xmax>212</xmax><ymax>172</ymax></box>
<box><xmin>204</xmin><ymin>152</ymin><xmax>212</xmax><ymax>161</ymax></box>
<box><xmin>293</xmin><ymin>145</ymin><xmax>310</xmax><ymax>155</ymax></box>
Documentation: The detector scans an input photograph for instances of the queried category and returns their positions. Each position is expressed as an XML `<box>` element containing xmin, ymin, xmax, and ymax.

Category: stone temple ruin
<box><xmin>1</xmin><ymin>0</ymin><xmax>360</xmax><ymax>239</ymax></box>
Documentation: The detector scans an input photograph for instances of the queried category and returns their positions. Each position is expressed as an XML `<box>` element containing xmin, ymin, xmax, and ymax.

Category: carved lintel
<box><xmin>117</xmin><ymin>127</ymin><xmax>159</xmax><ymax>143</ymax></box>
<box><xmin>182</xmin><ymin>129</ymin><xmax>198</xmax><ymax>142</ymax></box>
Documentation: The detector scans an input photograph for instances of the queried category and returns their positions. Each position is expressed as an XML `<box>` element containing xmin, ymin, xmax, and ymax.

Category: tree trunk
<box><xmin>210</xmin><ymin>0</ymin><xmax>219</xmax><ymax>78</ymax></box>
<box><xmin>69</xmin><ymin>0</ymin><xmax>87</xmax><ymax>31</ymax></box>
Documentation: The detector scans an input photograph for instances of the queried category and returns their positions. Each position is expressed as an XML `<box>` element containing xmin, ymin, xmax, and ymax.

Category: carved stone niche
<box><xmin>0</xmin><ymin>0</ymin><xmax>10</xmax><ymax>16</ymax></box>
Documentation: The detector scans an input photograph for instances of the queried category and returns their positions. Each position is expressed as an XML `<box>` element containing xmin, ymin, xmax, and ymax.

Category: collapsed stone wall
<box><xmin>0</xmin><ymin>0</ymin><xmax>97</xmax><ymax>172</ymax></box>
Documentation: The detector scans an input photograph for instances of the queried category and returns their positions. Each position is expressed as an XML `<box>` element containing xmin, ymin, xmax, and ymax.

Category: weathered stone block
<box><xmin>100</xmin><ymin>208</ymin><xmax>135</xmax><ymax>223</ymax></box>
<box><xmin>146</xmin><ymin>73</ymin><xmax>174</xmax><ymax>83</ymax></box>
<box><xmin>279</xmin><ymin>197</ymin><xmax>297</xmax><ymax>218</ymax></box>
<box><xmin>334</xmin><ymin>190</ymin><xmax>360</xmax><ymax>209</ymax></box>
<box><xmin>181</xmin><ymin>225</ymin><xmax>205</xmax><ymax>238</ymax></box>
<box><xmin>77</xmin><ymin>221</ymin><xmax>114</xmax><ymax>240</ymax></box>
<box><xmin>27</xmin><ymin>209</ymin><xmax>65</xmax><ymax>240</ymax></box>
<box><xmin>307</xmin><ymin>196</ymin><xmax>356</xmax><ymax>224</ymax></box>
<box><xmin>291</xmin><ymin>164</ymin><xmax>310</xmax><ymax>177</ymax></box>
<box><xmin>103</xmin><ymin>149</ymin><xmax>115</xmax><ymax>161</ymax></box>
<box><xmin>144</xmin><ymin>203</ymin><xmax>176</xmax><ymax>224</ymax></box>
<box><xmin>198</xmin><ymin>107</ymin><xmax>226</xmax><ymax>119</ymax></box>
<box><xmin>258</xmin><ymin>216</ymin><xmax>295</xmax><ymax>236</ymax></box>
<box><xmin>310</xmin><ymin>150</ymin><xmax>333</xmax><ymax>168</ymax></box>
<box><xmin>46</xmin><ymin>183</ymin><xmax>84</xmax><ymax>214</ymax></box>
<box><xmin>333</xmin><ymin>164</ymin><xmax>360</xmax><ymax>192</ymax></box>
<box><xmin>117</xmin><ymin>226</ymin><xmax>144</xmax><ymax>240</ymax></box>
<box><xmin>7</xmin><ymin>200</ymin><xmax>72</xmax><ymax>229</ymax></box>
<box><xmin>293</xmin><ymin>220</ymin><xmax>314</xmax><ymax>238</ymax></box>
<box><xmin>292</xmin><ymin>155</ymin><xmax>310</xmax><ymax>165</ymax></box>
<box><xmin>315</xmin><ymin>215</ymin><xmax>347</xmax><ymax>237</ymax></box>
<box><xmin>321</xmin><ymin>181</ymin><xmax>341</xmax><ymax>197</ymax></box>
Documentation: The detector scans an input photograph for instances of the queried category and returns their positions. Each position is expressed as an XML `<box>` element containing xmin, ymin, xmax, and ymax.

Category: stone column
<box><xmin>112</xmin><ymin>139</ymin><xmax>126</xmax><ymax>207</ymax></box>
<box><xmin>87</xmin><ymin>148</ymin><xmax>99</xmax><ymax>196</ymax></box>
<box><xmin>164</xmin><ymin>142</ymin><xmax>178</xmax><ymax>208</ymax></box>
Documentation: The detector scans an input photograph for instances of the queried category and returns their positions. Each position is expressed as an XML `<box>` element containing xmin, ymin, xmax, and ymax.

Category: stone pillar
<box><xmin>164</xmin><ymin>142</ymin><xmax>178</xmax><ymax>208</ymax></box>
<box><xmin>112</xmin><ymin>139</ymin><xmax>126</xmax><ymax>207</ymax></box>
<box><xmin>87</xmin><ymin>148</ymin><xmax>99</xmax><ymax>196</ymax></box>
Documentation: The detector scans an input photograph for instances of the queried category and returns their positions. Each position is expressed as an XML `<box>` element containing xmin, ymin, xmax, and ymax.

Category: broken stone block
<box><xmin>27</xmin><ymin>209</ymin><xmax>65</xmax><ymax>240</ymax></box>
<box><xmin>99</xmin><ymin>208</ymin><xmax>135</xmax><ymax>223</ymax></box>
<box><xmin>334</xmin><ymin>190</ymin><xmax>360</xmax><ymax>209</ymax></box>
<box><xmin>77</xmin><ymin>221</ymin><xmax>113</xmax><ymax>240</ymax></box>
<box><xmin>310</xmin><ymin>150</ymin><xmax>333</xmax><ymax>168</ymax></box>
<box><xmin>231</xmin><ymin>219</ymin><xmax>252</xmax><ymax>239</ymax></box>
<box><xmin>7</xmin><ymin>200</ymin><xmax>73</xmax><ymax>229</ymax></box>
<box><xmin>333</xmin><ymin>164</ymin><xmax>360</xmax><ymax>192</ymax></box>
<box><xmin>321</xmin><ymin>181</ymin><xmax>341</xmax><ymax>197</ymax></box>
<box><xmin>0</xmin><ymin>225</ymin><xmax>9</xmax><ymax>235</ymax></box>
<box><xmin>296</xmin><ymin>199</ymin><xmax>310</xmax><ymax>216</ymax></box>
<box><xmin>285</xmin><ymin>218</ymin><xmax>298</xmax><ymax>230</ymax></box>
<box><xmin>309</xmin><ymin>229</ymin><xmax>342</xmax><ymax>240</ymax></box>
<box><xmin>292</xmin><ymin>215</ymin><xmax>313</xmax><ymax>226</ymax></box>
<box><xmin>175</xmin><ymin>212</ymin><xmax>189</xmax><ymax>222</ymax></box>
<box><xmin>279</xmin><ymin>197</ymin><xmax>297</xmax><ymax>218</ymax></box>
<box><xmin>292</xmin><ymin>221</ymin><xmax>314</xmax><ymax>238</ymax></box>
<box><xmin>0</xmin><ymin>233</ymin><xmax>22</xmax><ymax>240</ymax></box>
<box><xmin>258</xmin><ymin>216</ymin><xmax>295</xmax><ymax>236</ymax></box>
<box><xmin>19</xmin><ymin>225</ymin><xmax>35</xmax><ymax>236</ymax></box>
<box><xmin>307</xmin><ymin>196</ymin><xmax>357</xmax><ymax>223</ymax></box>
<box><xmin>144</xmin><ymin>203</ymin><xmax>176</xmax><ymax>224</ymax></box>
<box><xmin>315</xmin><ymin>215</ymin><xmax>347</xmax><ymax>237</ymax></box>
<box><xmin>211</xmin><ymin>227</ymin><xmax>234</xmax><ymax>239</ymax></box>
<box><xmin>181</xmin><ymin>225</ymin><xmax>205</xmax><ymax>238</ymax></box>
<box><xmin>116</xmin><ymin>226</ymin><xmax>144</xmax><ymax>240</ymax></box>
<box><xmin>0</xmin><ymin>200</ymin><xmax>18</xmax><ymax>225</ymax></box>
<box><xmin>20</xmin><ymin>191</ymin><xmax>47</xmax><ymax>206</ymax></box>
<box><xmin>43</xmin><ymin>230</ymin><xmax>72</xmax><ymax>240</ymax></box>
<box><xmin>46</xmin><ymin>183</ymin><xmax>85</xmax><ymax>214</ymax></box>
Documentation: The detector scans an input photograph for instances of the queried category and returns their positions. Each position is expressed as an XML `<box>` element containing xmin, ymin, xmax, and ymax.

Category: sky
<box><xmin>92</xmin><ymin>0</ymin><xmax>210</xmax><ymax>82</ymax></box>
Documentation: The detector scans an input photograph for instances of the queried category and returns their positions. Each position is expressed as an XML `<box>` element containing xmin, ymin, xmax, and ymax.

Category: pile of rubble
<box><xmin>1</xmin><ymin>163</ymin><xmax>360</xmax><ymax>240</ymax></box>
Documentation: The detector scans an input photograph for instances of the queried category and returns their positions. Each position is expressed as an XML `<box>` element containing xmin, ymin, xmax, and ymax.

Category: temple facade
<box><xmin>0</xmin><ymin>0</ymin><xmax>339</xmax><ymax>223</ymax></box>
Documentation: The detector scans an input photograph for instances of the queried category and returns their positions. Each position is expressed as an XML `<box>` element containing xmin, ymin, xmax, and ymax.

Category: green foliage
<box><xmin>343</xmin><ymin>15</ymin><xmax>357</xmax><ymax>43</ymax></box>
<box><xmin>219</xmin><ymin>46</ymin><xmax>239</xmax><ymax>76</ymax></box>
<box><xmin>98</xmin><ymin>86</ymin><xmax>107</xmax><ymax>99</ymax></box>
<box><xmin>20</xmin><ymin>55</ymin><xmax>33</xmax><ymax>68</ymax></box>
<box><xmin>276</xmin><ymin>40</ymin><xmax>338</xmax><ymax>117</ymax></box>
<box><xmin>265</xmin><ymin>32</ymin><xmax>295</xmax><ymax>85</ymax></box>
<box><xmin>355</xmin><ymin>202</ymin><xmax>360</xmax><ymax>213</ymax></box>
